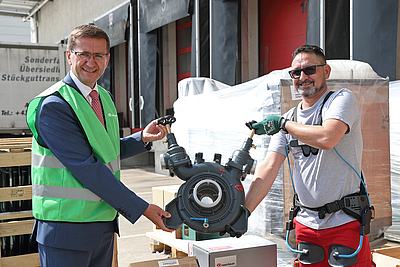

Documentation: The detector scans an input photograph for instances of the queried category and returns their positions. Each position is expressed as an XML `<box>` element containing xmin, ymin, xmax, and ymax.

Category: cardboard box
<box><xmin>280</xmin><ymin>79</ymin><xmax>391</xmax><ymax>241</ymax></box>
<box><xmin>152</xmin><ymin>185</ymin><xmax>182</xmax><ymax>238</ymax></box>
<box><xmin>152</xmin><ymin>186</ymin><xmax>165</xmax><ymax>210</ymax></box>
<box><xmin>152</xmin><ymin>185</ymin><xmax>181</xmax><ymax>209</ymax></box>
<box><xmin>128</xmin><ymin>257</ymin><xmax>199</xmax><ymax>267</ymax></box>
<box><xmin>188</xmin><ymin>235</ymin><xmax>277</xmax><ymax>267</ymax></box>
<box><xmin>372</xmin><ymin>246</ymin><xmax>400</xmax><ymax>266</ymax></box>
<box><xmin>164</xmin><ymin>186</ymin><xmax>181</xmax><ymax>205</ymax></box>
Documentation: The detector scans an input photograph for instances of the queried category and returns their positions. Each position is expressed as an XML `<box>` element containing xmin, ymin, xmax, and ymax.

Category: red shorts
<box><xmin>294</xmin><ymin>218</ymin><xmax>372</xmax><ymax>267</ymax></box>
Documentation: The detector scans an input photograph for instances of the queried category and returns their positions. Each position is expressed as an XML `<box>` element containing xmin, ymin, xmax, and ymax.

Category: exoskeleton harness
<box><xmin>284</xmin><ymin>91</ymin><xmax>375</xmax><ymax>266</ymax></box>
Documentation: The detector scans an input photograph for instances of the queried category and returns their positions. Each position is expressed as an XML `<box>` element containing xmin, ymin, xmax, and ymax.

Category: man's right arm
<box><xmin>244</xmin><ymin>151</ymin><xmax>286</xmax><ymax>213</ymax></box>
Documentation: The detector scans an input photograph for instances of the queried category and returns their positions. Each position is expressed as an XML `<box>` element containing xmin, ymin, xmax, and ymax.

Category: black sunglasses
<box><xmin>288</xmin><ymin>64</ymin><xmax>326</xmax><ymax>79</ymax></box>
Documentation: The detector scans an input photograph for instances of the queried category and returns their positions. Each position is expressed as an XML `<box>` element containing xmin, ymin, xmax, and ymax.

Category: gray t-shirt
<box><xmin>269</xmin><ymin>88</ymin><xmax>363</xmax><ymax>229</ymax></box>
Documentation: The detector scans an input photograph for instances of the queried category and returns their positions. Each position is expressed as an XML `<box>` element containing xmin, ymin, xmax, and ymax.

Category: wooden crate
<box><xmin>0</xmin><ymin>138</ymin><xmax>32</xmax><ymax>168</ymax></box>
<box><xmin>0</xmin><ymin>137</ymin><xmax>38</xmax><ymax>267</ymax></box>
<box><xmin>280</xmin><ymin>79</ymin><xmax>391</xmax><ymax>241</ymax></box>
<box><xmin>0</xmin><ymin>138</ymin><xmax>118</xmax><ymax>267</ymax></box>
<box><xmin>0</xmin><ymin>186</ymin><xmax>38</xmax><ymax>267</ymax></box>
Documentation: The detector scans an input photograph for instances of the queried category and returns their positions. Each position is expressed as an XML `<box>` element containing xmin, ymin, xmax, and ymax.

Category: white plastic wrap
<box><xmin>178</xmin><ymin>77</ymin><xmax>231</xmax><ymax>97</ymax></box>
<box><xmin>173</xmin><ymin>71</ymin><xmax>287</xmax><ymax>238</ymax></box>
<box><xmin>386</xmin><ymin>80</ymin><xmax>400</xmax><ymax>241</ymax></box>
<box><xmin>327</xmin><ymin>59</ymin><xmax>383</xmax><ymax>79</ymax></box>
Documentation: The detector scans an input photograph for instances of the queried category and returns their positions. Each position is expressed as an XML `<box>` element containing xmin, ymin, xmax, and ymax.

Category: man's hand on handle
<box><xmin>252</xmin><ymin>116</ymin><xmax>283</xmax><ymax>136</ymax></box>
<box><xmin>143</xmin><ymin>204</ymin><xmax>174</xmax><ymax>232</ymax></box>
<box><xmin>142</xmin><ymin>120</ymin><xmax>168</xmax><ymax>143</ymax></box>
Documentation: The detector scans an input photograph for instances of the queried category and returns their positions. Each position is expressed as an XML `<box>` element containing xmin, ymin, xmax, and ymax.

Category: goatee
<box><xmin>297</xmin><ymin>80</ymin><xmax>325</xmax><ymax>97</ymax></box>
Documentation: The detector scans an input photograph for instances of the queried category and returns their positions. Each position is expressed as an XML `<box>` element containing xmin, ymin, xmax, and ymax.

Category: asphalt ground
<box><xmin>117</xmin><ymin>166</ymin><xmax>183</xmax><ymax>267</ymax></box>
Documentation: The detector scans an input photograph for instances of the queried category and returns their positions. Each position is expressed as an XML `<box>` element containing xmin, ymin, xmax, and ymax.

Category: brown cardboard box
<box><xmin>280</xmin><ymin>79</ymin><xmax>391</xmax><ymax>241</ymax></box>
<box><xmin>152</xmin><ymin>185</ymin><xmax>182</xmax><ymax>238</ymax></box>
<box><xmin>128</xmin><ymin>257</ymin><xmax>198</xmax><ymax>267</ymax></box>
<box><xmin>152</xmin><ymin>185</ymin><xmax>181</xmax><ymax>209</ymax></box>
<box><xmin>152</xmin><ymin>186</ymin><xmax>165</xmax><ymax>209</ymax></box>
<box><xmin>164</xmin><ymin>186</ymin><xmax>181</xmax><ymax>206</ymax></box>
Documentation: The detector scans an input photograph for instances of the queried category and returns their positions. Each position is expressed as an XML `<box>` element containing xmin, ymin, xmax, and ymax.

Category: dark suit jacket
<box><xmin>32</xmin><ymin>72</ymin><xmax>149</xmax><ymax>251</ymax></box>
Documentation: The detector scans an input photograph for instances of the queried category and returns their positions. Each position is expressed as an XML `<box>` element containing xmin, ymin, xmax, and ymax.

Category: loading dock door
<box><xmin>259</xmin><ymin>0</ymin><xmax>308</xmax><ymax>75</ymax></box>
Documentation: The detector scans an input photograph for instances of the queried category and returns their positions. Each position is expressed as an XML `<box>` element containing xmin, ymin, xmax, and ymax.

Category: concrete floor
<box><xmin>117</xmin><ymin>166</ymin><xmax>183</xmax><ymax>267</ymax></box>
<box><xmin>116</xmin><ymin>166</ymin><xmax>398</xmax><ymax>267</ymax></box>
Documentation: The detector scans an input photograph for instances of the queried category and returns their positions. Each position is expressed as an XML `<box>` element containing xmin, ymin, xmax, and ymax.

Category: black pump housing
<box><xmin>161</xmin><ymin>130</ymin><xmax>255</xmax><ymax>236</ymax></box>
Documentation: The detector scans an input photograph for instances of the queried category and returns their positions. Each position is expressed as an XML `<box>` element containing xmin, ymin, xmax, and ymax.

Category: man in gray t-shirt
<box><xmin>244</xmin><ymin>45</ymin><xmax>372</xmax><ymax>266</ymax></box>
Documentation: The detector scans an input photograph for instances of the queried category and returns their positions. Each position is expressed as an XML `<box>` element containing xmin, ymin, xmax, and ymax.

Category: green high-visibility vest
<box><xmin>26</xmin><ymin>81</ymin><xmax>120</xmax><ymax>222</ymax></box>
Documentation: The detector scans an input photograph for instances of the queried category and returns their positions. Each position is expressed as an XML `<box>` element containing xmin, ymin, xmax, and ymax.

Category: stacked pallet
<box><xmin>0</xmin><ymin>137</ymin><xmax>120</xmax><ymax>267</ymax></box>
<box><xmin>0</xmin><ymin>137</ymin><xmax>40</xmax><ymax>267</ymax></box>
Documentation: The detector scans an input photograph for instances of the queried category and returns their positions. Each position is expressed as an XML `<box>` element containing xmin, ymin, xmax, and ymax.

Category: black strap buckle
<box><xmin>286</xmin><ymin>194</ymin><xmax>301</xmax><ymax>231</ymax></box>
<box><xmin>318</xmin><ymin>209</ymin><xmax>327</xmax><ymax>220</ymax></box>
<box><xmin>318</xmin><ymin>200</ymin><xmax>344</xmax><ymax>219</ymax></box>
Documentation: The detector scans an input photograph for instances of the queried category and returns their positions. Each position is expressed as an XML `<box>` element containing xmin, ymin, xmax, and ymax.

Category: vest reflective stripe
<box><xmin>31</xmin><ymin>153</ymin><xmax>66</xmax><ymax>169</ymax></box>
<box><xmin>31</xmin><ymin>153</ymin><xmax>121</xmax><ymax>173</ymax></box>
<box><xmin>32</xmin><ymin>184</ymin><xmax>102</xmax><ymax>202</ymax></box>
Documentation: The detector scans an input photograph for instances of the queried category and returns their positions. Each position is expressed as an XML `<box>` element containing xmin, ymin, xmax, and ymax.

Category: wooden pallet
<box><xmin>0</xmin><ymin>138</ymin><xmax>119</xmax><ymax>267</ymax></box>
<box><xmin>0</xmin><ymin>137</ymin><xmax>32</xmax><ymax>168</ymax></box>
<box><xmin>0</xmin><ymin>188</ymin><xmax>120</xmax><ymax>267</ymax></box>
<box><xmin>147</xmin><ymin>230</ymin><xmax>189</xmax><ymax>258</ymax></box>
<box><xmin>0</xmin><ymin>138</ymin><xmax>37</xmax><ymax>266</ymax></box>
<box><xmin>0</xmin><ymin>185</ymin><xmax>39</xmax><ymax>267</ymax></box>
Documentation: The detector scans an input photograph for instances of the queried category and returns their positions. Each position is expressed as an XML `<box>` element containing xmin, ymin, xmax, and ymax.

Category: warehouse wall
<box><xmin>0</xmin><ymin>15</ymin><xmax>30</xmax><ymax>42</ymax></box>
<box><xmin>36</xmin><ymin>0</ymin><xmax>128</xmax><ymax>44</ymax></box>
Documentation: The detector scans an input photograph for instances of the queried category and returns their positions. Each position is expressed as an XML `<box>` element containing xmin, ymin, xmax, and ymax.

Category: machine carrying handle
<box><xmin>157</xmin><ymin>115</ymin><xmax>176</xmax><ymax>133</ymax></box>
<box><xmin>245</xmin><ymin>120</ymin><xmax>257</xmax><ymax>139</ymax></box>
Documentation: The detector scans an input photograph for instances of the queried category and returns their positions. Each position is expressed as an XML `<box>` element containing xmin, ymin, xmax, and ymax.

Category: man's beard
<box><xmin>297</xmin><ymin>80</ymin><xmax>325</xmax><ymax>97</ymax></box>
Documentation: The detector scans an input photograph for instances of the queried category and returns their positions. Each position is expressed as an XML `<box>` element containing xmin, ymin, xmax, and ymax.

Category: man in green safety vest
<box><xmin>26</xmin><ymin>24</ymin><xmax>173</xmax><ymax>267</ymax></box>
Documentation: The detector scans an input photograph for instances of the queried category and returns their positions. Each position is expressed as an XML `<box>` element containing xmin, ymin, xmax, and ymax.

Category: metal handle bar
<box><xmin>246</xmin><ymin>120</ymin><xmax>257</xmax><ymax>139</ymax></box>
<box><xmin>157</xmin><ymin>115</ymin><xmax>176</xmax><ymax>133</ymax></box>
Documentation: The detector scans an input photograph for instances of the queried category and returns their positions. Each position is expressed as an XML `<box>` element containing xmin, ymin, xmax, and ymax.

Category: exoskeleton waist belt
<box><xmin>295</xmin><ymin>192</ymin><xmax>369</xmax><ymax>221</ymax></box>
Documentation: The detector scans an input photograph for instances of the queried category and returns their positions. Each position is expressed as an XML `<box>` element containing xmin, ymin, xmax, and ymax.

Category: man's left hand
<box><xmin>252</xmin><ymin>116</ymin><xmax>283</xmax><ymax>135</ymax></box>
<box><xmin>142</xmin><ymin>120</ymin><xmax>168</xmax><ymax>143</ymax></box>
<box><xmin>143</xmin><ymin>204</ymin><xmax>174</xmax><ymax>233</ymax></box>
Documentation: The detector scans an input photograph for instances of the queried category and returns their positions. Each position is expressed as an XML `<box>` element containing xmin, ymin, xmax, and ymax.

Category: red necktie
<box><xmin>89</xmin><ymin>90</ymin><xmax>105</xmax><ymax>127</ymax></box>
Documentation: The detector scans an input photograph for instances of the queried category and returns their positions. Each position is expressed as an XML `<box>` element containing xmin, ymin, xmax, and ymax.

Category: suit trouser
<box><xmin>294</xmin><ymin>218</ymin><xmax>372</xmax><ymax>267</ymax></box>
<box><xmin>38</xmin><ymin>221</ymin><xmax>115</xmax><ymax>267</ymax></box>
